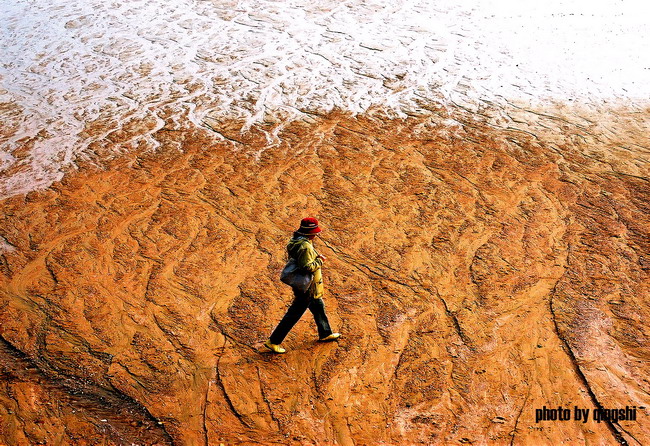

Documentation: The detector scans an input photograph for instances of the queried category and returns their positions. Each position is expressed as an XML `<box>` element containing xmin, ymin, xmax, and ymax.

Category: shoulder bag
<box><xmin>280</xmin><ymin>258</ymin><xmax>313</xmax><ymax>292</ymax></box>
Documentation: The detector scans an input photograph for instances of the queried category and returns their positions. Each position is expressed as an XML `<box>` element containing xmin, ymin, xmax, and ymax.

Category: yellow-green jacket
<box><xmin>287</xmin><ymin>234</ymin><xmax>324</xmax><ymax>298</ymax></box>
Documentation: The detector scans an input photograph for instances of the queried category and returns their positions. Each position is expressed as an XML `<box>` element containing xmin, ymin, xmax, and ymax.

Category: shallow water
<box><xmin>1</xmin><ymin>0</ymin><xmax>649</xmax><ymax>198</ymax></box>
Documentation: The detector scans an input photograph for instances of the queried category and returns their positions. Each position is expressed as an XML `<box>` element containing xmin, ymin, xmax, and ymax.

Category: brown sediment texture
<box><xmin>0</xmin><ymin>103</ymin><xmax>648</xmax><ymax>445</ymax></box>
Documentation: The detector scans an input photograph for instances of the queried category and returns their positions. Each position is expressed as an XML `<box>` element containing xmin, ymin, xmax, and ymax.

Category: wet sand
<box><xmin>0</xmin><ymin>101</ymin><xmax>648</xmax><ymax>444</ymax></box>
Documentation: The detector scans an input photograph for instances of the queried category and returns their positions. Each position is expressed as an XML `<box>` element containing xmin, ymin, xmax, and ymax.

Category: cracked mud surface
<box><xmin>0</xmin><ymin>102</ymin><xmax>648</xmax><ymax>444</ymax></box>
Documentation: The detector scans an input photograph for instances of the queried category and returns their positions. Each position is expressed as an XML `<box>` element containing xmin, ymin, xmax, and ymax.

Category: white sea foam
<box><xmin>1</xmin><ymin>0</ymin><xmax>648</xmax><ymax>197</ymax></box>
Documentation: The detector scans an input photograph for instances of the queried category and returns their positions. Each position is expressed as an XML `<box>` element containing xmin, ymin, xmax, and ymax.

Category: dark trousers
<box><xmin>269</xmin><ymin>289</ymin><xmax>332</xmax><ymax>344</ymax></box>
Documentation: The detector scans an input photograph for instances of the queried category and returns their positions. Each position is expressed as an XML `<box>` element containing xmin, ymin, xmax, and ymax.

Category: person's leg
<box><xmin>308</xmin><ymin>297</ymin><xmax>333</xmax><ymax>339</ymax></box>
<box><xmin>269</xmin><ymin>290</ymin><xmax>311</xmax><ymax>345</ymax></box>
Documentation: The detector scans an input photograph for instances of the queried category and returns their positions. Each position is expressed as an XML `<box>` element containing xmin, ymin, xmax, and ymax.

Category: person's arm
<box><xmin>295</xmin><ymin>241</ymin><xmax>323</xmax><ymax>273</ymax></box>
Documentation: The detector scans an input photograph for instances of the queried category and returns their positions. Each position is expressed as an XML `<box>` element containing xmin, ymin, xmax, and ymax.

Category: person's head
<box><xmin>296</xmin><ymin>217</ymin><xmax>322</xmax><ymax>238</ymax></box>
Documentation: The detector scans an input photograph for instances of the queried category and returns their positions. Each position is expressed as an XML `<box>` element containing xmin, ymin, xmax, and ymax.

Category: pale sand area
<box><xmin>1</xmin><ymin>0</ymin><xmax>649</xmax><ymax>196</ymax></box>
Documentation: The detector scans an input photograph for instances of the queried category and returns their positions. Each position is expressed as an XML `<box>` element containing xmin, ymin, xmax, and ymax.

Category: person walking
<box><xmin>265</xmin><ymin>217</ymin><xmax>340</xmax><ymax>354</ymax></box>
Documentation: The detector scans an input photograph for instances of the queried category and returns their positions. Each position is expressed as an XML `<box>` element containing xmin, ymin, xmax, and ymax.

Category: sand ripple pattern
<box><xmin>1</xmin><ymin>0</ymin><xmax>649</xmax><ymax>197</ymax></box>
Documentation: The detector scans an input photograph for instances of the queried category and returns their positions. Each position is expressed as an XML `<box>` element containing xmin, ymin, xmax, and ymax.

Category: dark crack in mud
<box><xmin>0</xmin><ymin>333</ymin><xmax>173</xmax><ymax>445</ymax></box>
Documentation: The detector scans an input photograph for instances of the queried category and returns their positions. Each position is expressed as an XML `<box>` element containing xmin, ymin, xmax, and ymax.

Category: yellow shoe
<box><xmin>264</xmin><ymin>340</ymin><xmax>286</xmax><ymax>354</ymax></box>
<box><xmin>319</xmin><ymin>333</ymin><xmax>341</xmax><ymax>342</ymax></box>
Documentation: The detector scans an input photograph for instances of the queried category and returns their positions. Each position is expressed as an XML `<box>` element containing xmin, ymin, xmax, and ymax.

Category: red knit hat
<box><xmin>297</xmin><ymin>217</ymin><xmax>322</xmax><ymax>235</ymax></box>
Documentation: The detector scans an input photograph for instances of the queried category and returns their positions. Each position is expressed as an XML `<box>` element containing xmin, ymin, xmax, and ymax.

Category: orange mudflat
<box><xmin>0</xmin><ymin>104</ymin><xmax>648</xmax><ymax>444</ymax></box>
